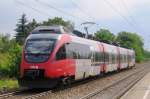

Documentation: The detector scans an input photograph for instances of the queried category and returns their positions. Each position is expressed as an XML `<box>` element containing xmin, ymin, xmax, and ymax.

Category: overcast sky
<box><xmin>0</xmin><ymin>0</ymin><xmax>150</xmax><ymax>50</ymax></box>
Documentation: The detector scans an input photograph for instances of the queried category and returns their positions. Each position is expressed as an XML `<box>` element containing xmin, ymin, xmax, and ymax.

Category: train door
<box><xmin>117</xmin><ymin>47</ymin><xmax>121</xmax><ymax>70</ymax></box>
<box><xmin>127</xmin><ymin>50</ymin><xmax>130</xmax><ymax>67</ymax></box>
<box><xmin>75</xmin><ymin>59</ymin><xmax>91</xmax><ymax>79</ymax></box>
<box><xmin>74</xmin><ymin>43</ymin><xmax>91</xmax><ymax>80</ymax></box>
<box><xmin>90</xmin><ymin>46</ymin><xmax>101</xmax><ymax>76</ymax></box>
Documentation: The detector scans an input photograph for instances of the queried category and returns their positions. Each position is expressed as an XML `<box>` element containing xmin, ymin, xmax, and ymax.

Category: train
<box><xmin>18</xmin><ymin>26</ymin><xmax>135</xmax><ymax>88</ymax></box>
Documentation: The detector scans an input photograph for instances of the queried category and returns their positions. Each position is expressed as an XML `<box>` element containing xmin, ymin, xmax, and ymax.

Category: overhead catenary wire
<box><xmin>34</xmin><ymin>0</ymin><xmax>88</xmax><ymax>22</ymax></box>
<box><xmin>70</xmin><ymin>0</ymin><xmax>97</xmax><ymax>22</ymax></box>
<box><xmin>15</xmin><ymin>0</ymin><xmax>88</xmax><ymax>29</ymax></box>
<box><xmin>121</xmin><ymin>0</ymin><xmax>137</xmax><ymax>24</ymax></box>
<box><xmin>15</xmin><ymin>0</ymin><xmax>100</xmax><ymax>32</ymax></box>
<box><xmin>15</xmin><ymin>0</ymin><xmax>140</xmax><ymax>34</ymax></box>
<box><xmin>120</xmin><ymin>0</ymin><xmax>143</xmax><ymax>33</ymax></box>
<box><xmin>103</xmin><ymin>0</ymin><xmax>140</xmax><ymax>33</ymax></box>
<box><xmin>14</xmin><ymin>0</ymin><xmax>54</xmax><ymax>18</ymax></box>
<box><xmin>70</xmin><ymin>0</ymin><xmax>101</xmax><ymax>33</ymax></box>
<box><xmin>34</xmin><ymin>0</ymin><xmax>99</xmax><ymax>33</ymax></box>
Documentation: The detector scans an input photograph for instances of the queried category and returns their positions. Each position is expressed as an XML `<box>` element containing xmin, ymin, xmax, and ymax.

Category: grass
<box><xmin>0</xmin><ymin>78</ymin><xmax>19</xmax><ymax>90</ymax></box>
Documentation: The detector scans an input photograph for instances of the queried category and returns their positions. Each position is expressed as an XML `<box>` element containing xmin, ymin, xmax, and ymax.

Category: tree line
<box><xmin>0</xmin><ymin>14</ymin><xmax>149</xmax><ymax>78</ymax></box>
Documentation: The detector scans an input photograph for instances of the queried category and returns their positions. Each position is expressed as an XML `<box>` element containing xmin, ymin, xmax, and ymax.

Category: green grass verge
<box><xmin>0</xmin><ymin>79</ymin><xmax>19</xmax><ymax>90</ymax></box>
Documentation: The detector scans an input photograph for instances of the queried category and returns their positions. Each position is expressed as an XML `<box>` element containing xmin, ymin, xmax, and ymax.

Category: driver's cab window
<box><xmin>56</xmin><ymin>44</ymin><xmax>66</xmax><ymax>60</ymax></box>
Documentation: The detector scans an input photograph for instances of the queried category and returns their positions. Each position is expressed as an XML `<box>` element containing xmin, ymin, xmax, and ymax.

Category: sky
<box><xmin>0</xmin><ymin>0</ymin><xmax>150</xmax><ymax>50</ymax></box>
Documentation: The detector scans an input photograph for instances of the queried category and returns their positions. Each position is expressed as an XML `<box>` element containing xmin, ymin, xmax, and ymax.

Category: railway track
<box><xmin>80</xmin><ymin>66</ymin><xmax>150</xmax><ymax>99</ymax></box>
<box><xmin>0</xmin><ymin>89</ymin><xmax>52</xmax><ymax>99</ymax></box>
<box><xmin>0</xmin><ymin>89</ymin><xmax>26</xmax><ymax>99</ymax></box>
<box><xmin>0</xmin><ymin>91</ymin><xmax>19</xmax><ymax>99</ymax></box>
<box><xmin>21</xmin><ymin>90</ymin><xmax>52</xmax><ymax>99</ymax></box>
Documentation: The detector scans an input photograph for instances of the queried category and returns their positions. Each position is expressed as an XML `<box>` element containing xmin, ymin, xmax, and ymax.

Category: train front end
<box><xmin>18</xmin><ymin>26</ymin><xmax>73</xmax><ymax>88</ymax></box>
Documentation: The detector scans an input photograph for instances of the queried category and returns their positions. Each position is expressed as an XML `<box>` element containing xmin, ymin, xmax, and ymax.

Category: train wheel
<box><xmin>58</xmin><ymin>77</ymin><xmax>72</xmax><ymax>89</ymax></box>
<box><xmin>66</xmin><ymin>77</ymin><xmax>72</xmax><ymax>87</ymax></box>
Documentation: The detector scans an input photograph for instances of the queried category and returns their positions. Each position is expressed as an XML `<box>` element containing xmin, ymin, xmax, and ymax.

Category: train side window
<box><xmin>122</xmin><ymin>54</ymin><xmax>124</xmax><ymax>63</ymax></box>
<box><xmin>120</xmin><ymin>54</ymin><xmax>123</xmax><ymax>63</ymax></box>
<box><xmin>101</xmin><ymin>52</ymin><xmax>105</xmax><ymax>62</ymax></box>
<box><xmin>65</xmin><ymin>42</ymin><xmax>91</xmax><ymax>59</ymax></box>
<box><xmin>125</xmin><ymin>55</ymin><xmax>127</xmax><ymax>62</ymax></box>
<box><xmin>66</xmin><ymin>43</ymin><xmax>74</xmax><ymax>59</ymax></box>
<box><xmin>123</xmin><ymin>55</ymin><xmax>125</xmax><ymax>62</ymax></box>
<box><xmin>104</xmin><ymin>52</ymin><xmax>109</xmax><ymax>63</ymax></box>
<box><xmin>56</xmin><ymin>45</ymin><xmax>66</xmax><ymax>60</ymax></box>
<box><xmin>124</xmin><ymin>55</ymin><xmax>127</xmax><ymax>62</ymax></box>
<box><xmin>112</xmin><ymin>53</ymin><xmax>116</xmax><ymax>64</ymax></box>
<box><xmin>109</xmin><ymin>53</ymin><xmax>112</xmax><ymax>64</ymax></box>
<box><xmin>111</xmin><ymin>53</ymin><xmax>113</xmax><ymax>64</ymax></box>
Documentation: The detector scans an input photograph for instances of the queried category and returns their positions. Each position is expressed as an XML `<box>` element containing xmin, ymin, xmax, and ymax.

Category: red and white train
<box><xmin>18</xmin><ymin>26</ymin><xmax>135</xmax><ymax>88</ymax></box>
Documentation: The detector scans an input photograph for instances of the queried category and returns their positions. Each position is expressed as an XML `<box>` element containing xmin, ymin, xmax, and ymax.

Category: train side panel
<box><xmin>71</xmin><ymin>36</ymin><xmax>104</xmax><ymax>80</ymax></box>
<box><xmin>119</xmin><ymin>47</ymin><xmax>128</xmax><ymax>69</ymax></box>
<box><xmin>102</xmin><ymin>43</ymin><xmax>118</xmax><ymax>73</ymax></box>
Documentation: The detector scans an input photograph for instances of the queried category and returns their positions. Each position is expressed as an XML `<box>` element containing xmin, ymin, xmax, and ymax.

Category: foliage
<box><xmin>26</xmin><ymin>19</ymin><xmax>39</xmax><ymax>34</ymax></box>
<box><xmin>144</xmin><ymin>50</ymin><xmax>150</xmax><ymax>60</ymax></box>
<box><xmin>0</xmin><ymin>35</ymin><xmax>22</xmax><ymax>78</ymax></box>
<box><xmin>8</xmin><ymin>43</ymin><xmax>22</xmax><ymax>77</ymax></box>
<box><xmin>94</xmin><ymin>29</ymin><xmax>115</xmax><ymax>41</ymax></box>
<box><xmin>0</xmin><ymin>79</ymin><xmax>18</xmax><ymax>90</ymax></box>
<box><xmin>0</xmin><ymin>34</ymin><xmax>11</xmax><ymax>53</ymax></box>
<box><xmin>42</xmin><ymin>17</ymin><xmax>74</xmax><ymax>31</ymax></box>
<box><xmin>15</xmin><ymin>14</ymin><xmax>28</xmax><ymax>45</ymax></box>
<box><xmin>42</xmin><ymin>17</ymin><xmax>72</xmax><ymax>26</ymax></box>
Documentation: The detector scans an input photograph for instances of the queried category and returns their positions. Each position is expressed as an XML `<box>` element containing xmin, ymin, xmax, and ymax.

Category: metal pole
<box><xmin>84</xmin><ymin>27</ymin><xmax>89</xmax><ymax>38</ymax></box>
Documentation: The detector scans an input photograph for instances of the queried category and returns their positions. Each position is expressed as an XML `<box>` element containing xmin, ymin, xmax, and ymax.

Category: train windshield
<box><xmin>25</xmin><ymin>39</ymin><xmax>56</xmax><ymax>62</ymax></box>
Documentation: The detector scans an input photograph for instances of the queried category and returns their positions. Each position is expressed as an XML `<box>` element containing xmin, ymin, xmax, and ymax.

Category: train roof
<box><xmin>31</xmin><ymin>25</ymin><xmax>73</xmax><ymax>35</ymax></box>
<box><xmin>26</xmin><ymin>33</ymin><xmax>60</xmax><ymax>40</ymax></box>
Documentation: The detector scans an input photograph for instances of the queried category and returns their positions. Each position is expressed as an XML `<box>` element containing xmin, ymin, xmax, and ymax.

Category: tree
<box><xmin>15</xmin><ymin>14</ymin><xmax>28</xmax><ymax>45</ymax></box>
<box><xmin>26</xmin><ymin>19</ymin><xmax>39</xmax><ymax>33</ymax></box>
<box><xmin>0</xmin><ymin>34</ymin><xmax>11</xmax><ymax>53</ymax></box>
<box><xmin>116</xmin><ymin>31</ymin><xmax>145</xmax><ymax>62</ymax></box>
<box><xmin>42</xmin><ymin>17</ymin><xmax>74</xmax><ymax>30</ymax></box>
<box><xmin>144</xmin><ymin>50</ymin><xmax>150</xmax><ymax>60</ymax></box>
<box><xmin>94</xmin><ymin>29</ymin><xmax>115</xmax><ymax>42</ymax></box>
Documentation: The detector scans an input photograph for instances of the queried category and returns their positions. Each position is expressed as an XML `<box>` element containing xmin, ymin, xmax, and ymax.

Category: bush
<box><xmin>8</xmin><ymin>43</ymin><xmax>22</xmax><ymax>77</ymax></box>
<box><xmin>136</xmin><ymin>54</ymin><xmax>145</xmax><ymax>63</ymax></box>
<box><xmin>0</xmin><ymin>53</ymin><xmax>11</xmax><ymax>77</ymax></box>
<box><xmin>0</xmin><ymin>41</ymin><xmax>21</xmax><ymax>77</ymax></box>
<box><xmin>0</xmin><ymin>79</ymin><xmax>19</xmax><ymax>90</ymax></box>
